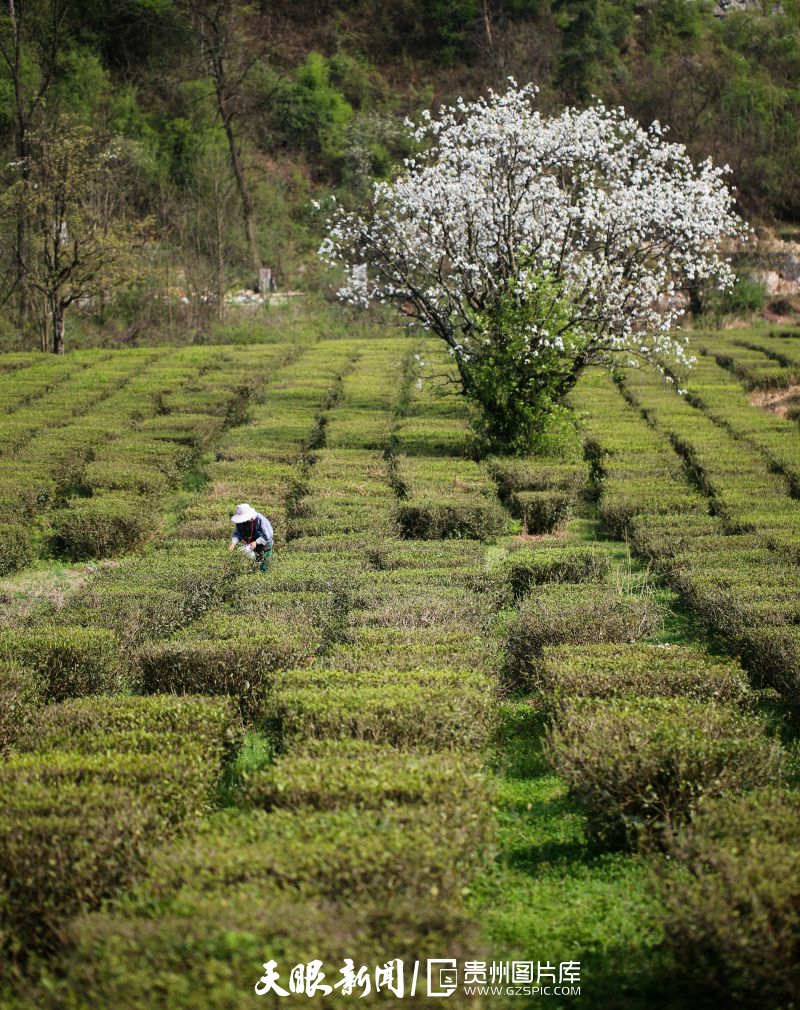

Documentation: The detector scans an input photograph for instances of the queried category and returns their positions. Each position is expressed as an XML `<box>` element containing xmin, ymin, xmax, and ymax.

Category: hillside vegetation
<box><xmin>2</xmin><ymin>0</ymin><xmax>800</xmax><ymax>348</ymax></box>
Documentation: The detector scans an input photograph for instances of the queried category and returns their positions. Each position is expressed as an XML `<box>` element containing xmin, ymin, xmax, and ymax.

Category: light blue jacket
<box><xmin>231</xmin><ymin>512</ymin><xmax>273</xmax><ymax>546</ymax></box>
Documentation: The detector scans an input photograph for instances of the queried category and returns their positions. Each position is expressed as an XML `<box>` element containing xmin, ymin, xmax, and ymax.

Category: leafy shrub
<box><xmin>546</xmin><ymin>697</ymin><xmax>783</xmax><ymax>847</ymax></box>
<box><xmin>137</xmin><ymin>634</ymin><xmax>308</xmax><ymax>716</ymax></box>
<box><xmin>50</xmin><ymin>495</ymin><xmax>157</xmax><ymax>559</ymax></box>
<box><xmin>0</xmin><ymin>748</ymin><xmax>220</xmax><ymax>826</ymax></box>
<box><xmin>116</xmin><ymin>804</ymin><xmax>493</xmax><ymax>908</ymax></box>
<box><xmin>44</xmin><ymin>803</ymin><xmax>491</xmax><ymax>1005</ymax></box>
<box><xmin>0</xmin><ymin>783</ymin><xmax>151</xmax><ymax>957</ymax></box>
<box><xmin>0</xmin><ymin>662</ymin><xmax>43</xmax><ymax>753</ymax></box>
<box><xmin>512</xmin><ymin>490</ymin><xmax>572</xmax><ymax>533</ymax></box>
<box><xmin>242</xmin><ymin>740</ymin><xmax>489</xmax><ymax>811</ymax></box>
<box><xmin>323</xmin><ymin>626</ymin><xmax>494</xmax><ymax>673</ymax></box>
<box><xmin>263</xmin><ymin>682</ymin><xmax>493</xmax><ymax>750</ymax></box>
<box><xmin>488</xmin><ymin>458</ymin><xmax>585</xmax><ymax>500</ymax></box>
<box><xmin>57</xmin><ymin>587</ymin><xmax>189</xmax><ymax>648</ymax></box>
<box><xmin>0</xmin><ymin>627</ymin><xmax>123</xmax><ymax>701</ymax></box>
<box><xmin>656</xmin><ymin>790</ymin><xmax>800</xmax><ymax>1008</ymax></box>
<box><xmin>535</xmin><ymin>643</ymin><xmax>751</xmax><ymax>706</ymax></box>
<box><xmin>19</xmin><ymin>695</ymin><xmax>241</xmax><ymax>763</ymax></box>
<box><xmin>82</xmin><ymin>460</ymin><xmax>169</xmax><ymax>495</ymax></box>
<box><xmin>736</xmin><ymin>624</ymin><xmax>800</xmax><ymax>706</ymax></box>
<box><xmin>503</xmin><ymin>585</ymin><xmax>662</xmax><ymax>688</ymax></box>
<box><xmin>395</xmin><ymin>498</ymin><xmax>506</xmax><ymax>540</ymax></box>
<box><xmin>0</xmin><ymin>523</ymin><xmax>34</xmax><ymax>576</ymax></box>
<box><xmin>502</xmin><ymin>544</ymin><xmax>610</xmax><ymax>598</ymax></box>
<box><xmin>599</xmin><ymin>485</ymin><xmax>705</xmax><ymax>538</ymax></box>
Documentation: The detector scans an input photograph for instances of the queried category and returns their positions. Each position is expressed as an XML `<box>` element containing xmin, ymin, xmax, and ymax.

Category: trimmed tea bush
<box><xmin>489</xmin><ymin>458</ymin><xmax>585</xmax><ymax>500</ymax></box>
<box><xmin>657</xmin><ymin>790</ymin><xmax>800</xmax><ymax>1008</ymax></box>
<box><xmin>0</xmin><ymin>783</ymin><xmax>151</xmax><ymax>957</ymax></box>
<box><xmin>512</xmin><ymin>490</ymin><xmax>572</xmax><ymax>533</ymax></box>
<box><xmin>0</xmin><ymin>748</ymin><xmax>220</xmax><ymax>826</ymax></box>
<box><xmin>0</xmin><ymin>523</ymin><xmax>34</xmax><ymax>576</ymax></box>
<box><xmin>535</xmin><ymin>643</ymin><xmax>750</xmax><ymax>706</ymax></box>
<box><xmin>0</xmin><ymin>627</ymin><xmax>123</xmax><ymax>701</ymax></box>
<box><xmin>395</xmin><ymin>498</ymin><xmax>506</xmax><ymax>540</ymax></box>
<box><xmin>736</xmin><ymin>624</ymin><xmax>800</xmax><ymax>706</ymax></box>
<box><xmin>546</xmin><ymin>697</ymin><xmax>783</xmax><ymax>847</ymax></box>
<box><xmin>0</xmin><ymin>662</ymin><xmax>43</xmax><ymax>752</ymax></box>
<box><xmin>20</xmin><ymin>695</ymin><xmax>241</xmax><ymax>762</ymax></box>
<box><xmin>502</xmin><ymin>544</ymin><xmax>610</xmax><ymax>598</ymax></box>
<box><xmin>242</xmin><ymin>741</ymin><xmax>489</xmax><ymax>811</ymax></box>
<box><xmin>50</xmin><ymin>495</ymin><xmax>157</xmax><ymax>559</ymax></box>
<box><xmin>503</xmin><ymin>585</ymin><xmax>662</xmax><ymax>688</ymax></box>
<box><xmin>137</xmin><ymin>634</ymin><xmax>308</xmax><ymax>716</ymax></box>
<box><xmin>263</xmin><ymin>683</ymin><xmax>492</xmax><ymax>750</ymax></box>
<box><xmin>51</xmin><ymin>887</ymin><xmax>480</xmax><ymax>1009</ymax></box>
<box><xmin>115</xmin><ymin>804</ymin><xmax>493</xmax><ymax>907</ymax></box>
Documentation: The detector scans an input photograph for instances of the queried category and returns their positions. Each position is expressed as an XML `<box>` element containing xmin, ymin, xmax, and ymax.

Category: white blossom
<box><xmin>320</xmin><ymin>83</ymin><xmax>744</xmax><ymax>377</ymax></box>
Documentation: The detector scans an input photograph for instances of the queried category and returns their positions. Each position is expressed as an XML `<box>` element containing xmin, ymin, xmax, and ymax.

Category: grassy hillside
<box><xmin>2</xmin><ymin>1</ymin><xmax>800</xmax><ymax>350</ymax></box>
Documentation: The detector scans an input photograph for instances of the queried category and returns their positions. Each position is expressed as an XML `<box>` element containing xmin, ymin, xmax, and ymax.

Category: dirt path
<box><xmin>749</xmin><ymin>383</ymin><xmax>800</xmax><ymax>418</ymax></box>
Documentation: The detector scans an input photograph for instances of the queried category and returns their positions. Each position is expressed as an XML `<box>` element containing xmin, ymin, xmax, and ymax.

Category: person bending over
<box><xmin>229</xmin><ymin>503</ymin><xmax>274</xmax><ymax>572</ymax></box>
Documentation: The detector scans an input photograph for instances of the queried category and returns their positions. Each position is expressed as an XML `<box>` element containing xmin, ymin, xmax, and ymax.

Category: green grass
<box><xmin>471</xmin><ymin>702</ymin><xmax>668</xmax><ymax>1010</ymax></box>
<box><xmin>471</xmin><ymin>514</ymin><xmax>755</xmax><ymax>1008</ymax></box>
<box><xmin>217</xmin><ymin>731</ymin><xmax>273</xmax><ymax>806</ymax></box>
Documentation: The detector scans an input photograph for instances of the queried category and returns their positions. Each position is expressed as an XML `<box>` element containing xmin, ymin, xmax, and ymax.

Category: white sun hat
<box><xmin>231</xmin><ymin>503</ymin><xmax>258</xmax><ymax>523</ymax></box>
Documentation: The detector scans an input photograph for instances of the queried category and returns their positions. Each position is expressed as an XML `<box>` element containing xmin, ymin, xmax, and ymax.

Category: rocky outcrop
<box><xmin>712</xmin><ymin>0</ymin><xmax>780</xmax><ymax>14</ymax></box>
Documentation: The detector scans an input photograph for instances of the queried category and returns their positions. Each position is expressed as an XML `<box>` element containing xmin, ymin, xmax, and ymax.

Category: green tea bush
<box><xmin>0</xmin><ymin>662</ymin><xmax>42</xmax><ymax>752</ymax></box>
<box><xmin>82</xmin><ymin>460</ymin><xmax>170</xmax><ymax>496</ymax></box>
<box><xmin>656</xmin><ymin>790</ymin><xmax>800</xmax><ymax>1008</ymax></box>
<box><xmin>395</xmin><ymin>498</ymin><xmax>506</xmax><ymax>540</ymax></box>
<box><xmin>0</xmin><ymin>627</ymin><xmax>123</xmax><ymax>701</ymax></box>
<box><xmin>0</xmin><ymin>523</ymin><xmax>34</xmax><ymax>576</ymax></box>
<box><xmin>242</xmin><ymin>740</ymin><xmax>489</xmax><ymax>811</ymax></box>
<box><xmin>736</xmin><ymin>624</ymin><xmax>800</xmax><ymax>706</ymax></box>
<box><xmin>536</xmin><ymin>644</ymin><xmax>750</xmax><ymax>706</ymax></box>
<box><xmin>0</xmin><ymin>783</ymin><xmax>151</xmax><ymax>957</ymax></box>
<box><xmin>20</xmin><ymin>695</ymin><xmax>241</xmax><ymax>762</ymax></box>
<box><xmin>546</xmin><ymin>697</ymin><xmax>783</xmax><ymax>847</ymax></box>
<box><xmin>512</xmin><ymin>490</ymin><xmax>572</xmax><ymax>533</ymax></box>
<box><xmin>137</xmin><ymin>634</ymin><xmax>308</xmax><ymax>716</ymax></box>
<box><xmin>599</xmin><ymin>484</ymin><xmax>705</xmax><ymax>539</ymax></box>
<box><xmin>51</xmin><ymin>886</ymin><xmax>480</xmax><ymax>1009</ymax></box>
<box><xmin>323</xmin><ymin>626</ymin><xmax>494</xmax><ymax>672</ymax></box>
<box><xmin>50</xmin><ymin>495</ymin><xmax>157</xmax><ymax>559</ymax></box>
<box><xmin>273</xmin><ymin>666</ymin><xmax>487</xmax><ymax>692</ymax></box>
<box><xmin>488</xmin><ymin>458</ymin><xmax>585</xmax><ymax>500</ymax></box>
<box><xmin>264</xmin><ymin>682</ymin><xmax>493</xmax><ymax>750</ymax></box>
<box><xmin>0</xmin><ymin>747</ymin><xmax>220</xmax><ymax>826</ymax></box>
<box><xmin>57</xmin><ymin>586</ymin><xmax>189</xmax><ymax>648</ymax></box>
<box><xmin>118</xmin><ymin>804</ymin><xmax>493</xmax><ymax>907</ymax></box>
<box><xmin>503</xmin><ymin>585</ymin><xmax>662</xmax><ymax>687</ymax></box>
<box><xmin>502</xmin><ymin>544</ymin><xmax>610</xmax><ymax>599</ymax></box>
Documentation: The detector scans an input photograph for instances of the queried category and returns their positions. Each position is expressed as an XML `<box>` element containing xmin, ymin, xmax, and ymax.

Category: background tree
<box><xmin>321</xmin><ymin>84</ymin><xmax>744</xmax><ymax>453</ymax></box>
<box><xmin>0</xmin><ymin>0</ymin><xmax>69</xmax><ymax>330</ymax></box>
<box><xmin>1</xmin><ymin>115</ymin><xmax>151</xmax><ymax>353</ymax></box>
<box><xmin>177</xmin><ymin>0</ymin><xmax>268</xmax><ymax>287</ymax></box>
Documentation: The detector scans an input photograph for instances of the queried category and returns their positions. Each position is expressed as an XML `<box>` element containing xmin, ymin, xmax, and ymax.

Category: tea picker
<box><xmin>229</xmin><ymin>503</ymin><xmax>274</xmax><ymax>572</ymax></box>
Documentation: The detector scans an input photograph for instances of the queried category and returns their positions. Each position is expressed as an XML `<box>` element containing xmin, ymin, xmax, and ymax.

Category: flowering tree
<box><xmin>320</xmin><ymin>83</ymin><xmax>744</xmax><ymax>452</ymax></box>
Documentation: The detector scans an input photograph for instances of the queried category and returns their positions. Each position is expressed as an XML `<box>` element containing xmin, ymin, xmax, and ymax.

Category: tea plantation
<box><xmin>0</xmin><ymin>328</ymin><xmax>798</xmax><ymax>1009</ymax></box>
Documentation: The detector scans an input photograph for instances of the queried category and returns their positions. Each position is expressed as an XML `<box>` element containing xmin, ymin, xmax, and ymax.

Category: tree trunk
<box><xmin>51</xmin><ymin>298</ymin><xmax>65</xmax><ymax>354</ymax></box>
<box><xmin>220</xmin><ymin>113</ymin><xmax>261</xmax><ymax>285</ymax></box>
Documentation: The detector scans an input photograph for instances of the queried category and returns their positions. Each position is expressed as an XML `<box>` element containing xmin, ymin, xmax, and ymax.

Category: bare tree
<box><xmin>1</xmin><ymin>116</ymin><xmax>151</xmax><ymax>353</ymax></box>
<box><xmin>178</xmin><ymin>0</ymin><xmax>266</xmax><ymax>287</ymax></box>
<box><xmin>0</xmin><ymin>0</ymin><xmax>69</xmax><ymax>328</ymax></box>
